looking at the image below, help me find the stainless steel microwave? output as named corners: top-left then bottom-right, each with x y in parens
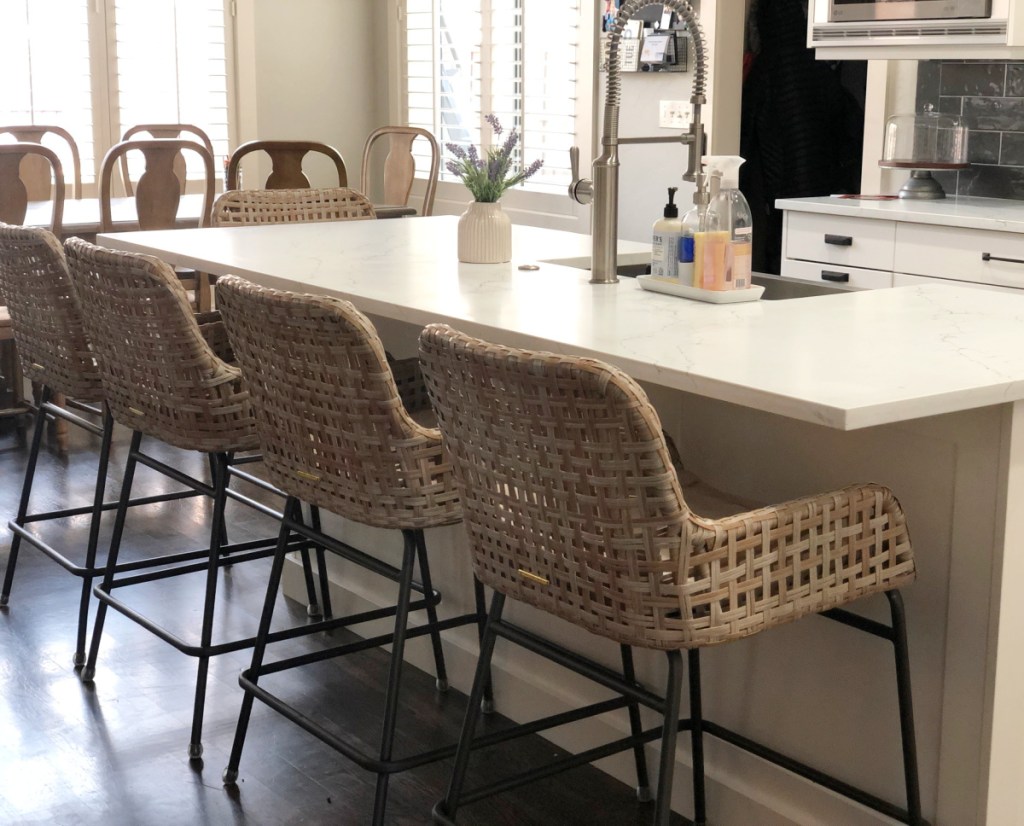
top-left (829, 0), bottom-right (992, 22)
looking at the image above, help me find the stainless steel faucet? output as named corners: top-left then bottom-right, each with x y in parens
top-left (569, 0), bottom-right (708, 284)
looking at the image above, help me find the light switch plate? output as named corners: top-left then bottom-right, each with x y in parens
top-left (659, 99), bottom-right (692, 129)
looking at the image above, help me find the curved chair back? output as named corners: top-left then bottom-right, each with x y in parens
top-left (0, 224), bottom-right (102, 402)
top-left (211, 187), bottom-right (376, 226)
top-left (98, 138), bottom-right (216, 232)
top-left (419, 323), bottom-right (917, 650)
top-left (418, 322), bottom-right (688, 649)
top-left (0, 143), bottom-right (65, 235)
top-left (64, 237), bottom-right (255, 453)
top-left (119, 123), bottom-right (214, 196)
top-left (226, 140), bottom-right (347, 191)
top-left (215, 275), bottom-right (460, 530)
top-left (360, 126), bottom-right (440, 216)
top-left (0, 125), bottom-right (82, 200)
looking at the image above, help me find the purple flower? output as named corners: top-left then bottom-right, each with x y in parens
top-left (446, 159), bottom-right (463, 177)
top-left (523, 159), bottom-right (544, 180)
top-left (500, 129), bottom-right (519, 156)
top-left (484, 113), bottom-right (503, 136)
top-left (445, 142), bottom-right (467, 160)
top-left (467, 144), bottom-right (480, 168)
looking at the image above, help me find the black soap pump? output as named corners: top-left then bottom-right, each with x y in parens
top-left (652, 186), bottom-right (683, 279)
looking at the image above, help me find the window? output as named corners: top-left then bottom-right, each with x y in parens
top-left (398, 0), bottom-right (592, 217)
top-left (0, 0), bottom-right (234, 192)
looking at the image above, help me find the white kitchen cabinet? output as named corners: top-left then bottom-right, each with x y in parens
top-left (778, 195), bottom-right (1024, 293)
top-left (807, 0), bottom-right (1024, 59)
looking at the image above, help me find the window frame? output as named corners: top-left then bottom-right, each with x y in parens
top-left (386, 0), bottom-right (596, 231)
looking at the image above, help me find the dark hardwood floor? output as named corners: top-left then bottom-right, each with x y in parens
top-left (0, 411), bottom-right (688, 825)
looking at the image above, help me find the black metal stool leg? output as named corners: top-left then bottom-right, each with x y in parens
top-left (223, 496), bottom-right (300, 784)
top-left (82, 427), bottom-right (144, 684)
top-left (188, 451), bottom-right (231, 760)
top-left (433, 591), bottom-right (506, 825)
top-left (371, 530), bottom-right (419, 826)
top-left (886, 590), bottom-right (924, 825)
top-left (413, 529), bottom-right (449, 692)
top-left (309, 505), bottom-right (332, 619)
top-left (294, 501), bottom-right (320, 617)
top-left (1, 388), bottom-right (51, 608)
top-left (621, 644), bottom-right (652, 802)
top-left (687, 648), bottom-right (707, 826)
top-left (73, 408), bottom-right (114, 666)
top-left (654, 650), bottom-right (684, 826)
top-left (473, 577), bottom-right (495, 713)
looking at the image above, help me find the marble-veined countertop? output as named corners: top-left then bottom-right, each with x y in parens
top-left (98, 215), bottom-right (1024, 431)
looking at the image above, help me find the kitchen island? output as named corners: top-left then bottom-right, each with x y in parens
top-left (99, 216), bottom-right (1024, 825)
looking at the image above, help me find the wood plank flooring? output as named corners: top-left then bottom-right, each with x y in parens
top-left (0, 412), bottom-right (688, 825)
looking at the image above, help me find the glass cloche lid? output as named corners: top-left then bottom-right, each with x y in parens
top-left (879, 104), bottom-right (969, 200)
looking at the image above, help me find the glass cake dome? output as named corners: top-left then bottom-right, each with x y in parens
top-left (879, 104), bottom-right (969, 200)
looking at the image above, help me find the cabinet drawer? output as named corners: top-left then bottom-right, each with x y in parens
top-left (781, 258), bottom-right (893, 290)
top-left (894, 223), bottom-right (1024, 289)
top-left (785, 212), bottom-right (895, 271)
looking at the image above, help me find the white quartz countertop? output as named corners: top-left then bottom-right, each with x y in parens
top-left (776, 194), bottom-right (1024, 232)
top-left (99, 216), bottom-right (1024, 431)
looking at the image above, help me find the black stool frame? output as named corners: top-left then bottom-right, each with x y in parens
top-left (222, 493), bottom-right (492, 826)
top-left (1, 389), bottom-right (209, 665)
top-left (79, 424), bottom-right (328, 759)
top-left (433, 590), bottom-right (926, 826)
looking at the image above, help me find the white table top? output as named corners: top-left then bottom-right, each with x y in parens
top-left (775, 194), bottom-right (1024, 233)
top-left (98, 215), bottom-right (1024, 431)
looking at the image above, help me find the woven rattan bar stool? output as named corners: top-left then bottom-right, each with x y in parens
top-left (214, 276), bottom-right (489, 826)
top-left (419, 324), bottom-right (925, 826)
top-left (211, 186), bottom-right (376, 226)
top-left (62, 238), bottom-right (324, 760)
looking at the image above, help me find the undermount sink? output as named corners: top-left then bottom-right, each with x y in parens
top-left (541, 255), bottom-right (848, 300)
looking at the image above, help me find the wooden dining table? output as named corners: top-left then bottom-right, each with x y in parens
top-left (24, 193), bottom-right (417, 237)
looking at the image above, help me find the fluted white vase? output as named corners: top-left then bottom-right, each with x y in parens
top-left (457, 201), bottom-right (511, 264)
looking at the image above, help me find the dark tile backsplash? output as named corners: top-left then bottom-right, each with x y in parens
top-left (917, 61), bottom-right (1024, 199)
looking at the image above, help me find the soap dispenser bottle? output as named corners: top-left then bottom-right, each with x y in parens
top-left (701, 155), bottom-right (753, 290)
top-left (651, 187), bottom-right (683, 279)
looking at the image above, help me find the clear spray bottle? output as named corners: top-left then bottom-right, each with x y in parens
top-left (698, 155), bottom-right (753, 290)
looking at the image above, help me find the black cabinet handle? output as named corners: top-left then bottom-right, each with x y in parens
top-left (824, 234), bottom-right (853, 246)
top-left (982, 252), bottom-right (1024, 266)
top-left (821, 270), bottom-right (850, 283)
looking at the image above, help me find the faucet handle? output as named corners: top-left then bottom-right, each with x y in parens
top-left (568, 146), bottom-right (593, 205)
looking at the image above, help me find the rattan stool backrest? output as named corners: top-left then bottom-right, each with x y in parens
top-left (211, 187), bottom-right (376, 227)
top-left (419, 323), bottom-right (916, 651)
top-left (0, 224), bottom-right (102, 402)
top-left (63, 238), bottom-right (256, 453)
top-left (215, 275), bottom-right (460, 530)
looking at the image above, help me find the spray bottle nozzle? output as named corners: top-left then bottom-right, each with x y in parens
top-left (664, 186), bottom-right (679, 219)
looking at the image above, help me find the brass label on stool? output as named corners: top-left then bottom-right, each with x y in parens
top-left (296, 470), bottom-right (321, 482)
top-left (517, 568), bottom-right (549, 585)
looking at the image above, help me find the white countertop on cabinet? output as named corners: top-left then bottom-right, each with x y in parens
top-left (775, 194), bottom-right (1024, 232)
top-left (99, 215), bottom-right (1024, 431)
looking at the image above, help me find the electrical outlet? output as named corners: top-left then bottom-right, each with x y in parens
top-left (659, 100), bottom-right (691, 129)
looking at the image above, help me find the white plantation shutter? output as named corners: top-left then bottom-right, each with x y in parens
top-left (401, 0), bottom-right (581, 196)
top-left (113, 0), bottom-right (231, 181)
top-left (0, 0), bottom-right (96, 184)
top-left (1, 0), bottom-right (233, 192)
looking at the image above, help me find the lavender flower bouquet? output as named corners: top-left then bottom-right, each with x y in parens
top-left (446, 115), bottom-right (544, 203)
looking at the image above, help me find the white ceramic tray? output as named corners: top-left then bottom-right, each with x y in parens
top-left (636, 275), bottom-right (764, 303)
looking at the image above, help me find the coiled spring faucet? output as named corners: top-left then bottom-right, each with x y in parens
top-left (569, 0), bottom-right (708, 284)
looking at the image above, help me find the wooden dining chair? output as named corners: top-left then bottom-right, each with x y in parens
top-left (119, 123), bottom-right (215, 196)
top-left (360, 126), bottom-right (440, 216)
top-left (98, 138), bottom-right (216, 310)
top-left (0, 125), bottom-right (82, 200)
top-left (0, 142), bottom-right (65, 235)
top-left (226, 140), bottom-right (347, 191)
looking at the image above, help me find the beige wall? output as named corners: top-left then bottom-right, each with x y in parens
top-left (235, 0), bottom-right (389, 191)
